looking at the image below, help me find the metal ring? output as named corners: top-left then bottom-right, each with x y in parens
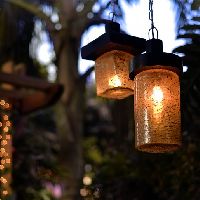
top-left (148, 27), bottom-right (158, 39)
top-left (109, 12), bottom-right (116, 22)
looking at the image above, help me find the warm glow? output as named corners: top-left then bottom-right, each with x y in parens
top-left (109, 75), bottom-right (122, 87)
top-left (83, 176), bottom-right (92, 186)
top-left (3, 127), bottom-right (9, 132)
top-left (0, 165), bottom-right (4, 170)
top-left (5, 103), bottom-right (10, 109)
top-left (1, 159), bottom-right (5, 164)
top-left (3, 115), bottom-right (8, 121)
top-left (80, 188), bottom-right (88, 197)
top-left (151, 86), bottom-right (163, 103)
top-left (134, 68), bottom-right (181, 153)
top-left (1, 140), bottom-right (8, 146)
top-left (151, 86), bottom-right (164, 115)
top-left (0, 177), bottom-right (7, 184)
top-left (0, 100), bottom-right (12, 197)
top-left (0, 100), bottom-right (5, 105)
top-left (6, 121), bottom-right (11, 127)
top-left (6, 135), bottom-right (11, 140)
top-left (95, 50), bottom-right (134, 99)
top-left (1, 148), bottom-right (5, 153)
top-left (2, 190), bottom-right (8, 195)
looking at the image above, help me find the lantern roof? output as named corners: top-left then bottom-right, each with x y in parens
top-left (130, 39), bottom-right (183, 79)
top-left (81, 22), bottom-right (146, 61)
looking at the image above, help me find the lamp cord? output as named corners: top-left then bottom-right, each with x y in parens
top-left (149, 0), bottom-right (158, 39)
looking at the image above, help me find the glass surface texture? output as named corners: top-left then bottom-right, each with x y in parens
top-left (95, 50), bottom-right (134, 99)
top-left (134, 67), bottom-right (181, 153)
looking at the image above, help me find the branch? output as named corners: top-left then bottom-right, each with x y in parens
top-left (64, 66), bottom-right (94, 107)
top-left (80, 66), bottom-right (94, 82)
top-left (79, 18), bottom-right (109, 38)
top-left (6, 0), bottom-right (55, 31)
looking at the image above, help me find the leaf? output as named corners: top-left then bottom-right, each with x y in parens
top-left (177, 33), bottom-right (200, 40)
top-left (192, 16), bottom-right (200, 22)
top-left (173, 44), bottom-right (200, 58)
top-left (180, 24), bottom-right (200, 31)
top-left (191, 0), bottom-right (200, 10)
top-left (6, 0), bottom-right (55, 30)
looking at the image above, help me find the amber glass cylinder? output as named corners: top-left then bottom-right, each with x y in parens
top-left (134, 67), bottom-right (181, 153)
top-left (95, 50), bottom-right (134, 99)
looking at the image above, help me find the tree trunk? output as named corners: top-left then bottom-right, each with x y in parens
top-left (55, 34), bottom-right (84, 200)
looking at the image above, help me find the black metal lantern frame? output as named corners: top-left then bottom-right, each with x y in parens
top-left (81, 21), bottom-right (146, 99)
top-left (81, 21), bottom-right (146, 61)
top-left (129, 39), bottom-right (183, 79)
top-left (129, 38), bottom-right (183, 153)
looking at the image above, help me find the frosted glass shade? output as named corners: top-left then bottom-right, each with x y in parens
top-left (134, 67), bottom-right (181, 153)
top-left (95, 50), bottom-right (134, 99)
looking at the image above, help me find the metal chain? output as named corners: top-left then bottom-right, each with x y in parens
top-left (110, 0), bottom-right (118, 21)
top-left (148, 0), bottom-right (158, 39)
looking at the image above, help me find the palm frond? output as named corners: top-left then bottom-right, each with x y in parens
top-left (6, 0), bottom-right (54, 29)
top-left (191, 0), bottom-right (200, 10)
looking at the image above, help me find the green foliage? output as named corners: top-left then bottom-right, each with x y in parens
top-left (191, 0), bottom-right (200, 10)
top-left (13, 109), bottom-right (60, 200)
top-left (83, 137), bottom-right (103, 164)
top-left (174, 12), bottom-right (200, 130)
top-left (83, 98), bottom-right (200, 199)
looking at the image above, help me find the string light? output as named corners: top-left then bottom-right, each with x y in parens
top-left (0, 100), bottom-right (12, 199)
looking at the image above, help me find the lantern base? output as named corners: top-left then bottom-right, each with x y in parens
top-left (98, 87), bottom-right (134, 99)
top-left (136, 143), bottom-right (181, 153)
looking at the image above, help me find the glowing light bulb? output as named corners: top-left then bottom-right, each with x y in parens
top-left (109, 75), bottom-right (122, 87)
top-left (0, 177), bottom-right (7, 184)
top-left (83, 176), bottom-right (92, 186)
top-left (1, 159), bottom-right (5, 165)
top-left (151, 86), bottom-right (164, 103)
top-left (2, 190), bottom-right (8, 195)
top-left (3, 127), bottom-right (9, 132)
top-left (5, 103), bottom-right (10, 109)
top-left (3, 115), bottom-right (8, 121)
top-left (0, 100), bottom-right (5, 106)
top-left (6, 121), bottom-right (11, 127)
top-left (151, 86), bottom-right (164, 115)
top-left (0, 165), bottom-right (4, 170)
top-left (1, 140), bottom-right (7, 146)
top-left (0, 148), bottom-right (5, 153)
top-left (6, 135), bottom-right (11, 140)
top-left (80, 188), bottom-right (88, 197)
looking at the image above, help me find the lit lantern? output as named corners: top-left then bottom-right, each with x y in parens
top-left (130, 39), bottom-right (182, 153)
top-left (81, 22), bottom-right (145, 99)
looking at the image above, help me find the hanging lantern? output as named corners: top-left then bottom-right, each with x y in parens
top-left (130, 39), bottom-right (182, 153)
top-left (81, 22), bottom-right (145, 99)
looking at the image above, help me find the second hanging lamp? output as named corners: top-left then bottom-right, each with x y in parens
top-left (81, 0), bottom-right (145, 99)
top-left (129, 0), bottom-right (183, 153)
